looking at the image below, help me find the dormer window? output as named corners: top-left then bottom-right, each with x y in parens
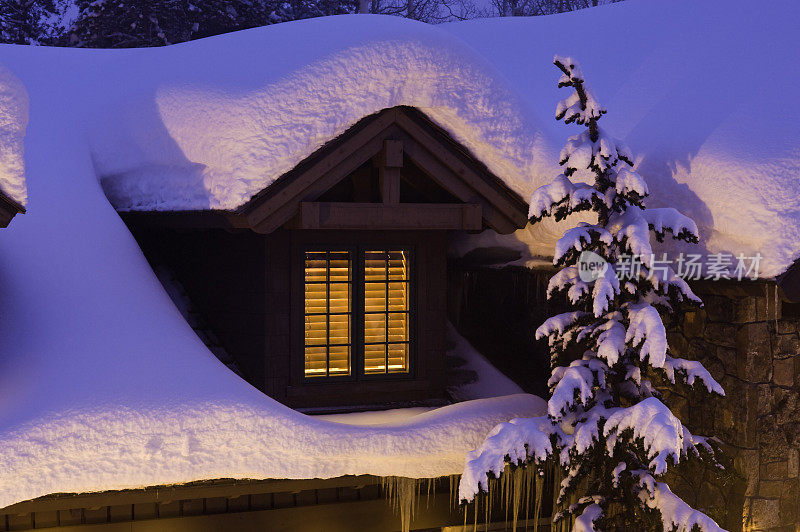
top-left (118, 107), bottom-right (529, 409)
top-left (303, 249), bottom-right (411, 379)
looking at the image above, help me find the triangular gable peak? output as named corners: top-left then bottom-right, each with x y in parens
top-left (237, 106), bottom-right (529, 235)
top-left (0, 191), bottom-right (25, 228)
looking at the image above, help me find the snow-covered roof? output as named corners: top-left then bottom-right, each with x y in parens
top-left (0, 0), bottom-right (798, 510)
top-left (445, 0), bottom-right (800, 278)
top-left (2, 0), bottom-right (799, 275)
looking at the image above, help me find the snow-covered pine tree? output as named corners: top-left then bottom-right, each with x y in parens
top-left (459, 57), bottom-right (727, 531)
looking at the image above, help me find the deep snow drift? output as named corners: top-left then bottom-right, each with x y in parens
top-left (0, 0), bottom-right (798, 510)
top-left (444, 0), bottom-right (800, 277)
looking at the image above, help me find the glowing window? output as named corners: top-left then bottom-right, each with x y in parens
top-left (304, 251), bottom-right (352, 377)
top-left (303, 248), bottom-right (411, 379)
top-left (363, 250), bottom-right (410, 374)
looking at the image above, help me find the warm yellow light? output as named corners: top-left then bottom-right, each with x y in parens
top-left (304, 251), bottom-right (352, 377)
top-left (364, 250), bottom-right (410, 374)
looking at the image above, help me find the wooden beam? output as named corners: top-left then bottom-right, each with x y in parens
top-left (0, 191), bottom-right (25, 228)
top-left (1, 476), bottom-right (382, 515)
top-left (381, 139), bottom-right (404, 168)
top-left (0, 205), bottom-right (13, 228)
top-left (395, 109), bottom-right (529, 230)
top-left (379, 139), bottom-right (402, 204)
top-left (236, 106), bottom-right (530, 235)
top-left (119, 211), bottom-right (250, 230)
top-left (399, 134), bottom-right (519, 234)
top-left (14, 493), bottom-right (463, 532)
top-left (300, 202), bottom-right (482, 231)
top-left (242, 109), bottom-right (399, 233)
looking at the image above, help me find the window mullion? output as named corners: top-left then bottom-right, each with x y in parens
top-left (384, 251), bottom-right (389, 375)
top-left (325, 251), bottom-right (331, 378)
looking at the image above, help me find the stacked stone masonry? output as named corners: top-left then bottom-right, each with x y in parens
top-left (666, 281), bottom-right (800, 531)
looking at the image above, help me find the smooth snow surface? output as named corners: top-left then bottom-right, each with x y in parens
top-left (446, 0), bottom-right (800, 277)
top-left (32, 17), bottom-right (547, 213)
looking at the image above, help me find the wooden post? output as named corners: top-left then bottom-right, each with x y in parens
top-left (380, 140), bottom-right (403, 204)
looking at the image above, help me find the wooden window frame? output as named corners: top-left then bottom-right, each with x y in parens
top-left (297, 244), bottom-right (417, 384)
top-left (302, 249), bottom-right (354, 379)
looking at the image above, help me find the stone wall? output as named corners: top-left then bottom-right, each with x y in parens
top-left (666, 281), bottom-right (800, 531)
top-left (454, 264), bottom-right (800, 531)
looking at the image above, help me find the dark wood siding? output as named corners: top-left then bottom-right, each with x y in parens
top-left (127, 227), bottom-right (268, 392)
top-left (126, 225), bottom-right (449, 410)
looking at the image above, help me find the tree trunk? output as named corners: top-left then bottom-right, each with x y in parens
top-left (358, 0), bottom-right (370, 13)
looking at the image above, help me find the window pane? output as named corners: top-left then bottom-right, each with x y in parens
top-left (329, 252), bottom-right (351, 283)
top-left (387, 343), bottom-right (408, 373)
top-left (304, 251), bottom-right (351, 378)
top-left (388, 282), bottom-right (408, 310)
top-left (328, 345), bottom-right (350, 376)
top-left (329, 314), bottom-right (350, 345)
top-left (304, 346), bottom-right (328, 377)
top-left (364, 282), bottom-right (386, 313)
top-left (364, 251), bottom-right (387, 282)
top-left (364, 344), bottom-right (386, 374)
top-left (387, 313), bottom-right (408, 342)
top-left (304, 314), bottom-right (327, 345)
top-left (362, 249), bottom-right (410, 376)
top-left (364, 313), bottom-right (386, 343)
top-left (304, 252), bottom-right (328, 282)
top-left (304, 283), bottom-right (328, 314)
top-left (387, 251), bottom-right (409, 280)
top-left (328, 283), bottom-right (350, 313)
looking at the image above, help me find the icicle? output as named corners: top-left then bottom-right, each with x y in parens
top-left (380, 476), bottom-right (419, 532)
top-left (774, 283), bottom-right (779, 330)
top-left (533, 472), bottom-right (544, 532)
top-left (462, 462), bottom-right (551, 531)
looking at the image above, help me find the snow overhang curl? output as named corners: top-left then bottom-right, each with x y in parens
top-left (90, 17), bottom-right (553, 213)
top-left (0, 62), bottom-right (28, 208)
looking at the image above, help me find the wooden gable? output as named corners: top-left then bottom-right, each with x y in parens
top-left (0, 191), bottom-right (25, 228)
top-left (237, 106), bottom-right (529, 235)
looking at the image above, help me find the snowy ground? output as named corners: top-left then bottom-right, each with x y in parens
top-left (0, 0), bottom-right (798, 511)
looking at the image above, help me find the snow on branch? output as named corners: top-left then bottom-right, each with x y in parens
top-left (553, 56), bottom-right (606, 127)
top-left (573, 500), bottom-right (604, 532)
top-left (547, 358), bottom-right (609, 418)
top-left (615, 166), bottom-right (649, 197)
top-left (591, 266), bottom-right (620, 317)
top-left (604, 397), bottom-right (689, 475)
top-left (662, 355), bottom-right (725, 395)
top-left (528, 174), bottom-right (602, 222)
top-left (625, 302), bottom-right (668, 368)
top-left (593, 316), bottom-right (626, 366)
top-left (634, 471), bottom-right (725, 532)
top-left (608, 207), bottom-right (654, 257)
top-left (458, 416), bottom-right (554, 502)
top-left (535, 311), bottom-right (589, 340)
top-left (547, 266), bottom-right (591, 304)
top-left (554, 222), bottom-right (613, 266)
top-left (643, 208), bottom-right (700, 243)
